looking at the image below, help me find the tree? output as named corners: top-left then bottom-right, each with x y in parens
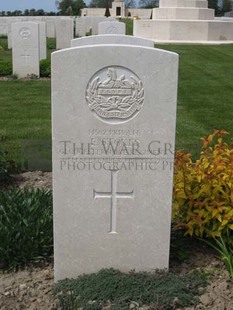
top-left (56, 0), bottom-right (86, 15)
top-left (89, 0), bottom-right (111, 8)
top-left (36, 9), bottom-right (45, 15)
top-left (104, 2), bottom-right (111, 16)
top-left (29, 8), bottom-right (36, 15)
top-left (125, 0), bottom-right (136, 8)
top-left (73, 0), bottom-right (86, 15)
top-left (222, 0), bottom-right (232, 13)
top-left (208, 0), bottom-right (221, 15)
top-left (138, 0), bottom-right (158, 8)
top-left (12, 10), bottom-right (22, 16)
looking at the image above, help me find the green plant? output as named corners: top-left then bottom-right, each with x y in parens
top-left (173, 130), bottom-right (233, 239)
top-left (0, 61), bottom-right (12, 76)
top-left (47, 37), bottom-right (56, 50)
top-left (202, 230), bottom-right (233, 278)
top-left (40, 58), bottom-right (51, 77)
top-left (0, 136), bottom-right (17, 182)
top-left (0, 188), bottom-right (53, 270)
top-left (0, 36), bottom-right (8, 50)
top-left (169, 225), bottom-right (191, 263)
top-left (173, 130), bottom-right (233, 278)
top-left (0, 149), bottom-right (9, 181)
top-left (54, 268), bottom-right (208, 309)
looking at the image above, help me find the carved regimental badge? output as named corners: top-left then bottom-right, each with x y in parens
top-left (19, 27), bottom-right (31, 39)
top-left (86, 66), bottom-right (144, 124)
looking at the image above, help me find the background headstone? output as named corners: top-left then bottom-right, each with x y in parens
top-left (0, 19), bottom-right (8, 36)
top-left (43, 17), bottom-right (56, 38)
top-left (56, 18), bottom-right (74, 49)
top-left (98, 21), bottom-right (126, 34)
top-left (52, 44), bottom-right (178, 281)
top-left (90, 16), bottom-right (107, 35)
top-left (7, 18), bottom-right (24, 49)
top-left (7, 23), bottom-right (12, 49)
top-left (39, 22), bottom-right (47, 60)
top-left (75, 17), bottom-right (86, 37)
top-left (12, 22), bottom-right (40, 78)
top-left (71, 35), bottom-right (154, 47)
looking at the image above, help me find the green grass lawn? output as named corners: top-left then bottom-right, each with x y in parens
top-left (120, 18), bottom-right (133, 35)
top-left (0, 80), bottom-right (51, 170)
top-left (0, 38), bottom-right (11, 62)
top-left (157, 44), bottom-right (233, 155)
top-left (0, 44), bottom-right (233, 170)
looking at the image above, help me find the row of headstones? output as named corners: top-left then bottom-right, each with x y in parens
top-left (55, 17), bottom-right (126, 49)
top-left (0, 16), bottom-right (125, 42)
top-left (11, 19), bottom-right (126, 78)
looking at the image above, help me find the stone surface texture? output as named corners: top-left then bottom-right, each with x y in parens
top-left (55, 18), bottom-right (74, 49)
top-left (39, 22), bottom-right (47, 60)
top-left (52, 44), bottom-right (178, 281)
top-left (98, 21), bottom-right (126, 34)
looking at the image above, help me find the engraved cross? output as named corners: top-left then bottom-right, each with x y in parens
top-left (21, 51), bottom-right (31, 66)
top-left (94, 170), bottom-right (134, 234)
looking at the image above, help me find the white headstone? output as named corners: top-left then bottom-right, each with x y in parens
top-left (56, 18), bottom-right (74, 49)
top-left (52, 44), bottom-right (178, 281)
top-left (75, 17), bottom-right (86, 37)
top-left (7, 18), bottom-right (24, 49)
top-left (71, 34), bottom-right (154, 47)
top-left (0, 20), bottom-right (8, 36)
top-left (43, 17), bottom-right (56, 38)
top-left (7, 23), bottom-right (12, 49)
top-left (90, 17), bottom-right (107, 35)
top-left (39, 22), bottom-right (47, 60)
top-left (12, 22), bottom-right (40, 78)
top-left (84, 16), bottom-right (92, 34)
top-left (98, 21), bottom-right (126, 34)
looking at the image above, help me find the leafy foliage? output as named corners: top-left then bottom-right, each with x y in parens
top-left (0, 36), bottom-right (8, 50)
top-left (0, 136), bottom-right (17, 182)
top-left (169, 225), bottom-right (192, 262)
top-left (139, 0), bottom-right (158, 8)
top-left (0, 62), bottom-right (12, 76)
top-left (222, 0), bottom-right (233, 13)
top-left (40, 59), bottom-right (51, 77)
top-left (0, 9), bottom-right (57, 16)
top-left (56, 0), bottom-right (86, 15)
top-left (88, 0), bottom-right (111, 8)
top-left (47, 37), bottom-right (56, 50)
top-left (54, 268), bottom-right (208, 310)
top-left (0, 149), bottom-right (11, 182)
top-left (0, 188), bottom-right (53, 270)
top-left (173, 130), bottom-right (233, 239)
